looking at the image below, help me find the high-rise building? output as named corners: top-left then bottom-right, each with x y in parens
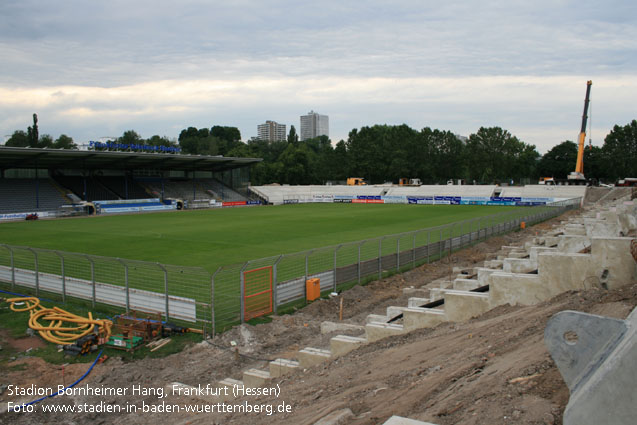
top-left (300, 111), bottom-right (329, 141)
top-left (257, 120), bottom-right (287, 142)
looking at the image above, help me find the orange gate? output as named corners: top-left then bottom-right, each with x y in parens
top-left (243, 266), bottom-right (273, 320)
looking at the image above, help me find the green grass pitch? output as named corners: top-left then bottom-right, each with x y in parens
top-left (0, 203), bottom-right (524, 273)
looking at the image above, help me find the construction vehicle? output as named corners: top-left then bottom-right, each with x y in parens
top-left (398, 178), bottom-right (422, 186)
top-left (347, 177), bottom-right (367, 186)
top-left (567, 80), bottom-right (592, 184)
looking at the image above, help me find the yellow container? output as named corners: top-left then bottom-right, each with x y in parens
top-left (306, 278), bottom-right (321, 301)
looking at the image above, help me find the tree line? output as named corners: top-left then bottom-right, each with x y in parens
top-left (4, 114), bottom-right (636, 184)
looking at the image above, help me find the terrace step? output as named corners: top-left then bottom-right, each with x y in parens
top-left (443, 290), bottom-right (490, 322)
top-left (243, 368), bottom-right (271, 388)
top-left (269, 358), bottom-right (300, 378)
top-left (298, 347), bottom-right (331, 368)
top-left (403, 307), bottom-right (446, 331)
top-left (330, 335), bottom-right (367, 357)
top-left (365, 322), bottom-right (405, 342)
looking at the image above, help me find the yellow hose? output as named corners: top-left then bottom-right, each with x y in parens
top-left (7, 297), bottom-right (112, 346)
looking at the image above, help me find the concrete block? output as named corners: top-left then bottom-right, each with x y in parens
top-left (269, 359), bottom-right (299, 378)
top-left (383, 416), bottom-right (439, 425)
top-left (387, 306), bottom-right (406, 320)
top-left (218, 378), bottom-right (242, 401)
top-left (529, 246), bottom-right (558, 262)
top-left (590, 237), bottom-right (637, 290)
top-left (444, 290), bottom-right (490, 322)
top-left (243, 368), bottom-right (271, 388)
top-left (436, 280), bottom-right (453, 289)
top-left (403, 307), bottom-right (446, 331)
top-left (543, 236), bottom-right (560, 247)
top-left (476, 267), bottom-right (498, 285)
top-left (365, 322), bottom-right (405, 342)
top-left (429, 288), bottom-right (448, 301)
top-left (488, 272), bottom-right (548, 307)
top-left (407, 297), bottom-right (430, 308)
top-left (330, 335), bottom-right (367, 357)
top-left (558, 235), bottom-right (591, 253)
top-left (564, 224), bottom-right (586, 236)
top-left (366, 314), bottom-right (388, 324)
top-left (483, 259), bottom-right (503, 269)
top-left (298, 347), bottom-right (332, 368)
top-left (538, 252), bottom-right (593, 296)
top-left (453, 278), bottom-right (480, 291)
top-left (506, 251), bottom-right (529, 259)
top-left (320, 321), bottom-right (365, 334)
top-left (503, 258), bottom-right (536, 274)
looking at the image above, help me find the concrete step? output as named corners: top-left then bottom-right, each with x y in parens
top-left (269, 358), bottom-right (300, 378)
top-left (453, 278), bottom-right (480, 291)
top-left (503, 258), bottom-right (536, 274)
top-left (298, 347), bottom-right (332, 368)
top-left (488, 272), bottom-right (546, 307)
top-left (443, 290), bottom-right (491, 322)
top-left (243, 368), bottom-right (271, 388)
top-left (483, 259), bottom-right (504, 269)
top-left (407, 297), bottom-right (430, 308)
top-left (386, 306), bottom-right (407, 320)
top-left (218, 378), bottom-right (242, 401)
top-left (403, 307), bottom-right (446, 331)
top-left (330, 335), bottom-right (367, 357)
top-left (366, 314), bottom-right (389, 324)
top-left (365, 322), bottom-right (405, 342)
top-left (429, 288), bottom-right (449, 301)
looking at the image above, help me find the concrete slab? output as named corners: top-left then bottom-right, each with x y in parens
top-left (366, 314), bottom-right (389, 324)
top-left (403, 307), bottom-right (446, 331)
top-left (365, 322), bottom-right (405, 342)
top-left (320, 321), bottom-right (365, 334)
top-left (488, 272), bottom-right (548, 307)
top-left (538, 252), bottom-right (593, 296)
top-left (558, 235), bottom-right (591, 253)
top-left (453, 278), bottom-right (480, 291)
top-left (269, 359), bottom-right (300, 378)
top-left (407, 297), bottom-right (430, 308)
top-left (503, 258), bottom-right (536, 273)
top-left (243, 368), bottom-right (271, 388)
top-left (383, 416), bottom-right (439, 425)
top-left (429, 288), bottom-right (448, 301)
top-left (590, 237), bottom-right (637, 290)
top-left (443, 290), bottom-right (490, 322)
top-left (298, 347), bottom-right (331, 368)
top-left (330, 335), bottom-right (367, 357)
top-left (387, 306), bottom-right (407, 320)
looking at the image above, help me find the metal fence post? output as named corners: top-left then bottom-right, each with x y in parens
top-left (211, 267), bottom-right (221, 336)
top-left (86, 255), bottom-right (95, 308)
top-left (378, 238), bottom-right (382, 279)
top-left (157, 263), bottom-right (169, 321)
top-left (27, 248), bottom-right (39, 298)
top-left (358, 242), bottom-right (362, 284)
top-left (240, 262), bottom-right (248, 323)
top-left (439, 228), bottom-right (442, 260)
top-left (8, 246), bottom-right (15, 290)
top-left (396, 237), bottom-right (400, 272)
top-left (427, 230), bottom-right (430, 264)
top-left (412, 232), bottom-right (416, 268)
top-left (333, 245), bottom-right (342, 292)
top-left (117, 258), bottom-right (129, 314)
top-left (55, 252), bottom-right (66, 303)
top-left (273, 255), bottom-right (283, 313)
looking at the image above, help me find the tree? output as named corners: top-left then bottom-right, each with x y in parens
top-left (27, 113), bottom-right (39, 147)
top-left (5, 130), bottom-right (29, 147)
top-left (287, 126), bottom-right (299, 145)
top-left (537, 141), bottom-right (578, 179)
top-left (52, 134), bottom-right (77, 149)
top-left (118, 130), bottom-right (142, 146)
top-left (37, 134), bottom-right (53, 148)
top-left (601, 120), bottom-right (637, 179)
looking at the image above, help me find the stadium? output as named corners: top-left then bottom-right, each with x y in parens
top-left (1, 146), bottom-right (636, 425)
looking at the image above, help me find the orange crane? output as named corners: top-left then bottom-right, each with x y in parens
top-left (567, 80), bottom-right (592, 183)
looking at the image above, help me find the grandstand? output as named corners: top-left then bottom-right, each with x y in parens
top-left (249, 184), bottom-right (587, 205)
top-left (0, 178), bottom-right (71, 214)
top-left (0, 147), bottom-right (261, 219)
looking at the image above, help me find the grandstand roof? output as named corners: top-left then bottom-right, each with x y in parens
top-left (0, 147), bottom-right (261, 172)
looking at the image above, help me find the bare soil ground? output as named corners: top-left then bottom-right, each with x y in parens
top-left (2, 208), bottom-right (635, 425)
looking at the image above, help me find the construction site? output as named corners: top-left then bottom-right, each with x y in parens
top-left (0, 186), bottom-right (635, 425)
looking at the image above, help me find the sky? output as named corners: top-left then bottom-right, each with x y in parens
top-left (1, 0), bottom-right (636, 154)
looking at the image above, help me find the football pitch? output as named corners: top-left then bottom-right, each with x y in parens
top-left (0, 203), bottom-right (526, 273)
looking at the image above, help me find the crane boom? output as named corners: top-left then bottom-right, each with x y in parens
top-left (569, 80), bottom-right (592, 181)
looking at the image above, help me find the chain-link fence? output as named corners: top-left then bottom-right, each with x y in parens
top-left (0, 198), bottom-right (580, 335)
